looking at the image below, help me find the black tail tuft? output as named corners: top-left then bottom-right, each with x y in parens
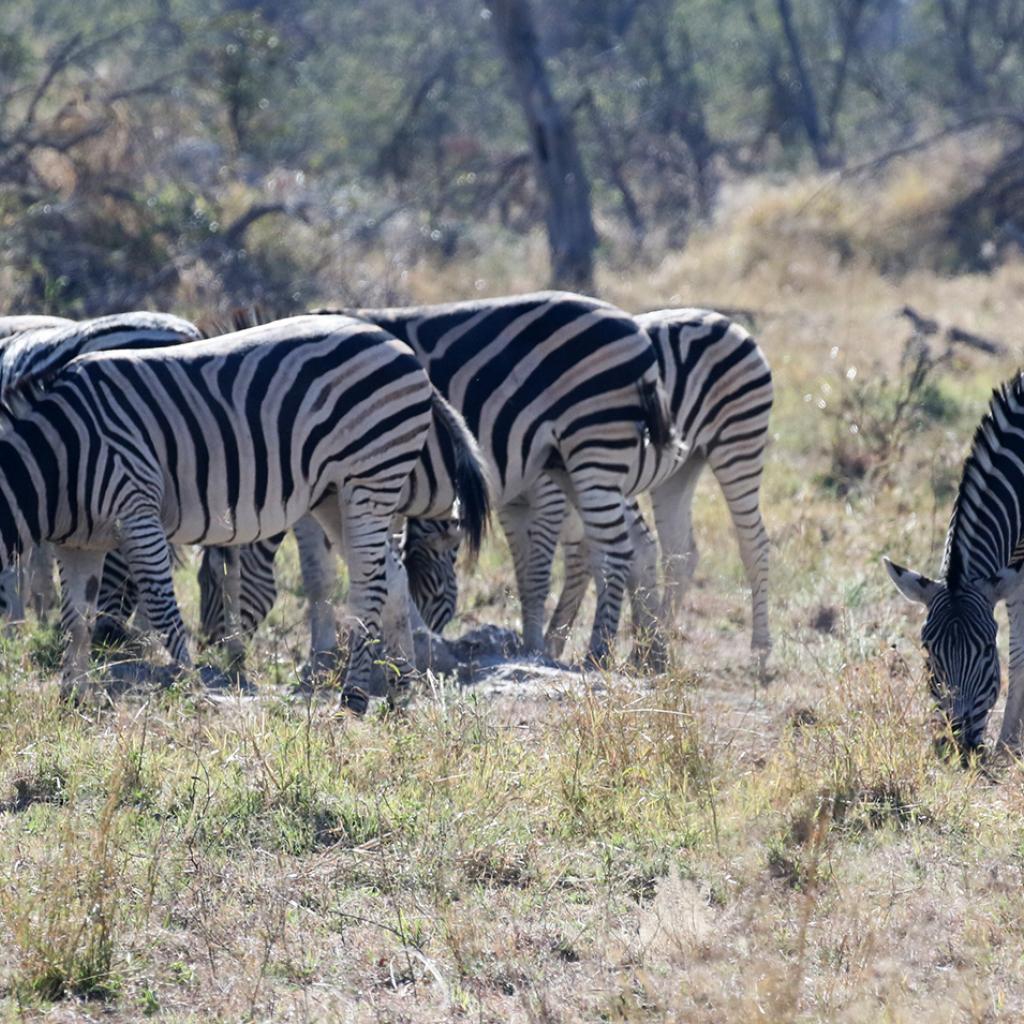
top-left (638, 377), bottom-right (676, 451)
top-left (430, 393), bottom-right (490, 559)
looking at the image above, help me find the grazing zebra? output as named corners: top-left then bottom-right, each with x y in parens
top-left (542, 308), bottom-right (773, 664)
top-left (396, 307), bottom-right (774, 668)
top-left (887, 372), bottom-right (1024, 752)
top-left (0, 313), bottom-right (202, 624)
top-left (196, 292), bottom-right (681, 665)
top-left (0, 314), bottom-right (487, 707)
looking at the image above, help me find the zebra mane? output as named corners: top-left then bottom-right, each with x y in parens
top-left (0, 315), bottom-right (75, 344)
top-left (0, 312), bottom-right (201, 412)
top-left (199, 305), bottom-right (274, 339)
top-left (944, 370), bottom-right (1024, 589)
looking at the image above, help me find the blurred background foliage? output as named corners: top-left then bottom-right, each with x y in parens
top-left (1, 0), bottom-right (1023, 315)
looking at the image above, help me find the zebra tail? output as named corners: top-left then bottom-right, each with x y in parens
top-left (430, 392), bottom-right (491, 559)
top-left (638, 376), bottom-right (683, 456)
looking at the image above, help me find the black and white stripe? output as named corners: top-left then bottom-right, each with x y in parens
top-left (0, 314), bottom-right (487, 705)
top-left (887, 371), bottom-right (1024, 751)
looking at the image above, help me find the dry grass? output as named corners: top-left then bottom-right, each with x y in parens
top-left (5, 182), bottom-right (1024, 1020)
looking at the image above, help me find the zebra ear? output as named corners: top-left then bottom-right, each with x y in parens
top-left (884, 557), bottom-right (942, 607)
top-left (982, 563), bottom-right (1024, 604)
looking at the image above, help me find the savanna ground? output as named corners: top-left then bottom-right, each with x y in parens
top-left (5, 172), bottom-right (1024, 1022)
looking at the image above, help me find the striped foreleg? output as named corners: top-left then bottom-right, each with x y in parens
top-left (565, 477), bottom-right (634, 665)
top-left (310, 498), bottom-right (397, 711)
top-left (545, 500), bottom-right (665, 669)
top-left (92, 548), bottom-right (138, 646)
top-left (201, 547), bottom-right (245, 667)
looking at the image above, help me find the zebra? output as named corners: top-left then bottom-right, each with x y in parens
top-left (0, 313), bottom-right (203, 623)
top-left (542, 308), bottom-right (773, 666)
top-left (887, 371), bottom-right (1024, 752)
top-left (394, 307), bottom-right (773, 668)
top-left (0, 313), bottom-right (487, 707)
top-left (194, 292), bottom-right (682, 666)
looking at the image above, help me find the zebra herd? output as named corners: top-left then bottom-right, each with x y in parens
top-left (0, 293), bottom-right (775, 714)
top-left (6, 289), bottom-right (1024, 755)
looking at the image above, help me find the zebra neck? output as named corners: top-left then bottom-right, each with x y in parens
top-left (944, 374), bottom-right (1024, 589)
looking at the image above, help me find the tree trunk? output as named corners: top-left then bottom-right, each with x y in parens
top-left (774, 0), bottom-right (835, 169)
top-left (491, 0), bottom-right (597, 291)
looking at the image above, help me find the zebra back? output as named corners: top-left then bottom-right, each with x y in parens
top-left (0, 312), bottom-right (201, 411)
top-left (637, 308), bottom-right (773, 461)
top-left (0, 316), bottom-right (75, 343)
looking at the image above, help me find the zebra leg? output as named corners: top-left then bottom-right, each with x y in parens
top-left (545, 508), bottom-right (589, 659)
top-left (652, 459), bottom-right (705, 627)
top-left (27, 545), bottom-right (56, 621)
top-left (499, 483), bottom-right (565, 653)
top-left (309, 501), bottom-right (390, 713)
top-left (709, 446), bottom-right (772, 671)
top-left (201, 547), bottom-right (246, 668)
top-left (239, 538), bottom-right (280, 634)
top-left (198, 538), bottom-right (281, 645)
top-left (999, 589), bottom-right (1024, 750)
top-left (294, 515), bottom-right (342, 677)
top-left (563, 477), bottom-right (634, 665)
top-left (92, 548), bottom-right (138, 647)
top-left (115, 517), bottom-right (191, 669)
top-left (56, 547), bottom-right (108, 700)
top-left (625, 503), bottom-right (667, 672)
top-left (0, 567), bottom-right (24, 623)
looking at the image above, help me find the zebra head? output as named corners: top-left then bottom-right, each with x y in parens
top-left (885, 556), bottom-right (1024, 752)
top-left (403, 518), bottom-right (462, 634)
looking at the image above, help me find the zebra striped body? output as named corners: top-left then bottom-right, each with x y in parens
top-left (400, 308), bottom-right (773, 665)
top-left (887, 372), bottom-right (1024, 751)
top-left (0, 314), bottom-right (485, 703)
top-left (0, 313), bottom-right (202, 625)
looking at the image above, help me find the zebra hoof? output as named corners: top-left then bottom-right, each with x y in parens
top-left (629, 635), bottom-right (669, 674)
top-left (59, 677), bottom-right (102, 708)
top-left (91, 616), bottom-right (137, 652)
top-left (339, 685), bottom-right (370, 716)
top-left (298, 650), bottom-right (344, 687)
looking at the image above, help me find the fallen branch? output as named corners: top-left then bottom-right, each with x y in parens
top-left (898, 304), bottom-right (1006, 356)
